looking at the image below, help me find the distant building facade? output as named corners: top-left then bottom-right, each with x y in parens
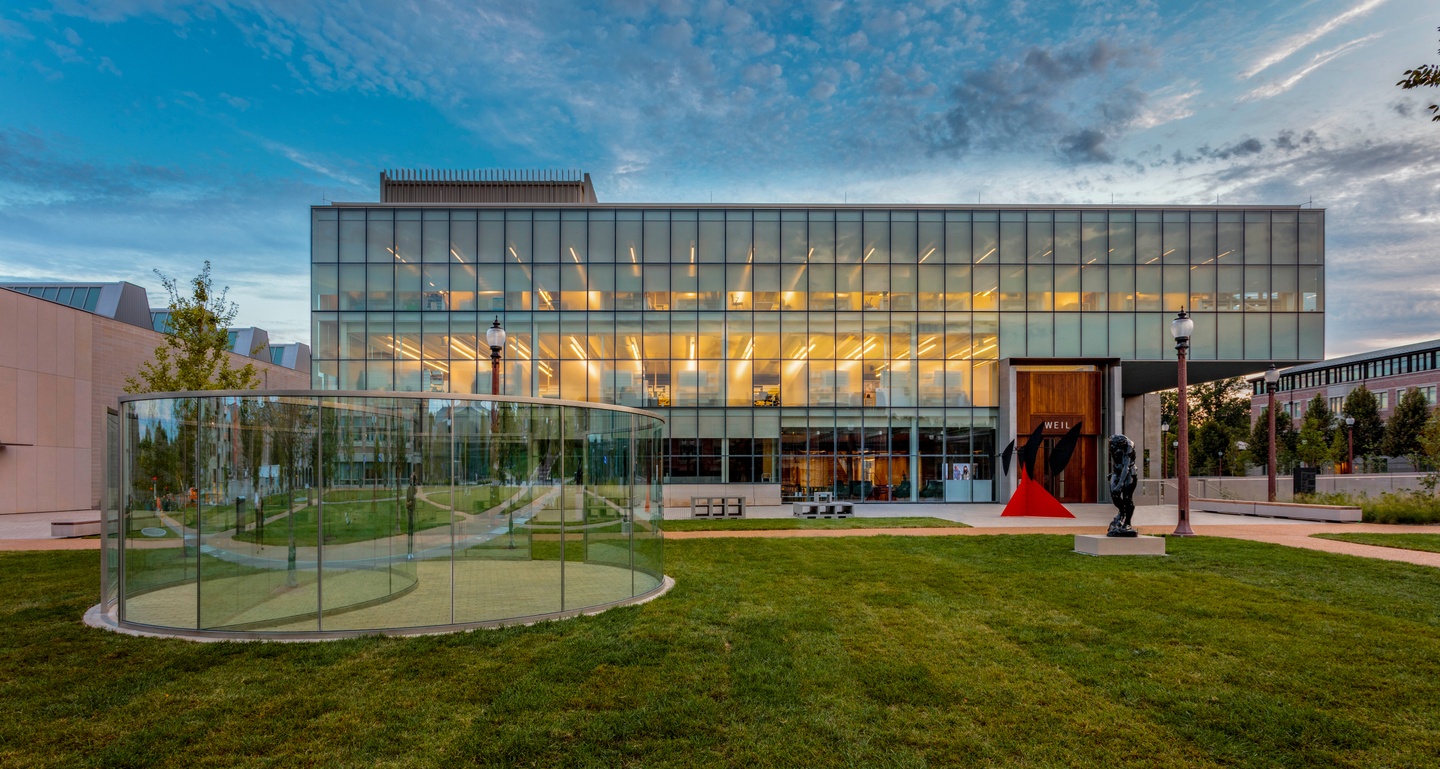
top-left (0, 283), bottom-right (311, 514)
top-left (1250, 338), bottom-right (1440, 422)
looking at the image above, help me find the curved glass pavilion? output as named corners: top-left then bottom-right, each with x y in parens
top-left (95, 391), bottom-right (665, 640)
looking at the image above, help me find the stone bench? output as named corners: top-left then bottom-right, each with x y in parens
top-left (691, 496), bottom-right (746, 519)
top-left (51, 519), bottom-right (102, 538)
top-left (792, 502), bottom-right (854, 519)
top-left (1192, 497), bottom-right (1362, 523)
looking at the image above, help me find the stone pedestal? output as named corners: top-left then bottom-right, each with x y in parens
top-left (1074, 534), bottom-right (1166, 556)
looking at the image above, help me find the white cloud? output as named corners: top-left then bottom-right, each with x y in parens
top-left (1240, 0), bottom-right (1387, 79)
top-left (1239, 33), bottom-right (1380, 102)
top-left (256, 138), bottom-right (363, 187)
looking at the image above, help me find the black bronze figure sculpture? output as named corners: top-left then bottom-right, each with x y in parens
top-left (1107, 435), bottom-right (1139, 537)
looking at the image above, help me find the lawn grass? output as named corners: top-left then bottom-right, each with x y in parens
top-left (7, 536), bottom-right (1440, 766)
top-left (231, 499), bottom-right (454, 547)
top-left (663, 515), bottom-right (969, 532)
top-left (1313, 532), bottom-right (1440, 554)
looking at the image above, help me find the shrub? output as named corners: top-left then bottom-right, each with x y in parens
top-left (1298, 490), bottom-right (1440, 524)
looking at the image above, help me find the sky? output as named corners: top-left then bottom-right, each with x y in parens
top-left (0, 0), bottom-right (1435, 356)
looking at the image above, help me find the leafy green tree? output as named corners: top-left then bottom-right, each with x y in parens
top-left (1418, 408), bottom-right (1440, 489)
top-left (1296, 421), bottom-right (1335, 469)
top-left (1301, 392), bottom-right (1335, 444)
top-left (1397, 26), bottom-right (1440, 122)
top-left (1189, 378), bottom-right (1252, 433)
top-left (1340, 385), bottom-right (1384, 459)
top-left (1248, 406), bottom-right (1298, 473)
top-left (1193, 419), bottom-right (1246, 476)
top-left (1385, 387), bottom-right (1433, 459)
top-left (125, 261), bottom-right (260, 393)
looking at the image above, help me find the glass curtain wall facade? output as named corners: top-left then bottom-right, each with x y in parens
top-left (311, 206), bottom-right (1324, 502)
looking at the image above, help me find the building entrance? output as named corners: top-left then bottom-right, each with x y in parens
top-left (1034, 436), bottom-right (1094, 504)
top-left (1014, 367), bottom-right (1105, 503)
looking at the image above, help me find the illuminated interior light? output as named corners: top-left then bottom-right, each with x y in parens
top-left (569, 336), bottom-right (587, 359)
top-left (509, 246), bottom-right (521, 262)
top-left (630, 246), bottom-right (637, 263)
top-left (450, 337), bottom-right (478, 358)
top-left (807, 248), bottom-right (814, 261)
top-left (690, 245), bottom-right (696, 264)
top-left (747, 247), bottom-right (754, 264)
top-left (450, 247), bottom-right (464, 263)
top-left (920, 247), bottom-right (936, 263)
top-left (627, 336), bottom-right (641, 360)
top-left (742, 339), bottom-right (754, 359)
top-left (688, 336), bottom-right (696, 360)
top-left (387, 246), bottom-right (407, 263)
top-left (1162, 248), bottom-right (1175, 256)
top-left (569, 247), bottom-right (581, 263)
top-left (977, 247), bottom-right (996, 263)
top-left (864, 248), bottom-right (876, 262)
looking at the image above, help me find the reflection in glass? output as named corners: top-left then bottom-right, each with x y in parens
top-left (116, 393), bottom-right (665, 638)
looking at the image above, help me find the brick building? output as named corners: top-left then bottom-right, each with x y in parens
top-left (1249, 338), bottom-right (1440, 423)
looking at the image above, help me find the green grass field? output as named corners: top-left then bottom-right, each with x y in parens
top-left (662, 516), bottom-right (968, 532)
top-left (7, 535), bottom-right (1440, 767)
top-left (1313, 532), bottom-right (1440, 554)
top-left (231, 499), bottom-right (454, 547)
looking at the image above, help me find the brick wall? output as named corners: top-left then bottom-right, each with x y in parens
top-left (1251, 370), bottom-right (1440, 425)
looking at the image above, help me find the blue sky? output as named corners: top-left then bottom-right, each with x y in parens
top-left (0, 0), bottom-right (1435, 355)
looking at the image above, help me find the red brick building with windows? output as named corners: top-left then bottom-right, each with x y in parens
top-left (1250, 338), bottom-right (1440, 424)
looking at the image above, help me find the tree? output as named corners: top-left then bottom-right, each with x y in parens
top-left (1248, 406), bottom-right (1298, 473)
top-left (1193, 419), bottom-right (1245, 476)
top-left (125, 262), bottom-right (260, 393)
top-left (1385, 387), bottom-right (1433, 459)
top-left (1340, 385), bottom-right (1384, 459)
top-left (1396, 26), bottom-right (1440, 122)
top-left (1301, 392), bottom-right (1335, 445)
top-left (1188, 378), bottom-right (1252, 433)
top-left (1296, 420), bottom-right (1336, 469)
top-left (1418, 408), bottom-right (1440, 489)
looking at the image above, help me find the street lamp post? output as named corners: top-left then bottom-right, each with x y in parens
top-left (1171, 309), bottom-right (1195, 536)
top-left (1265, 364), bottom-right (1279, 502)
top-left (487, 317), bottom-right (507, 397)
top-left (486, 317), bottom-right (507, 538)
top-left (1160, 422), bottom-right (1169, 502)
top-left (1346, 416), bottom-right (1356, 474)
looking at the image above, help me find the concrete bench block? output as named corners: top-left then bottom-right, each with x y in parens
top-left (1074, 534), bottom-right (1166, 556)
top-left (52, 520), bottom-right (102, 538)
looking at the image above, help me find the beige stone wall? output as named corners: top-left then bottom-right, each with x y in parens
top-left (0, 289), bottom-right (310, 514)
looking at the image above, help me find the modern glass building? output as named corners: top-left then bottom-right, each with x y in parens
top-left (310, 170), bottom-right (1324, 504)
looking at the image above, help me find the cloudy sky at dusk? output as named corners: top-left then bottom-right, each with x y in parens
top-left (0, 0), bottom-right (1434, 355)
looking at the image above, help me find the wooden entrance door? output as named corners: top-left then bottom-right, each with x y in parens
top-left (1016, 370), bottom-right (1104, 503)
